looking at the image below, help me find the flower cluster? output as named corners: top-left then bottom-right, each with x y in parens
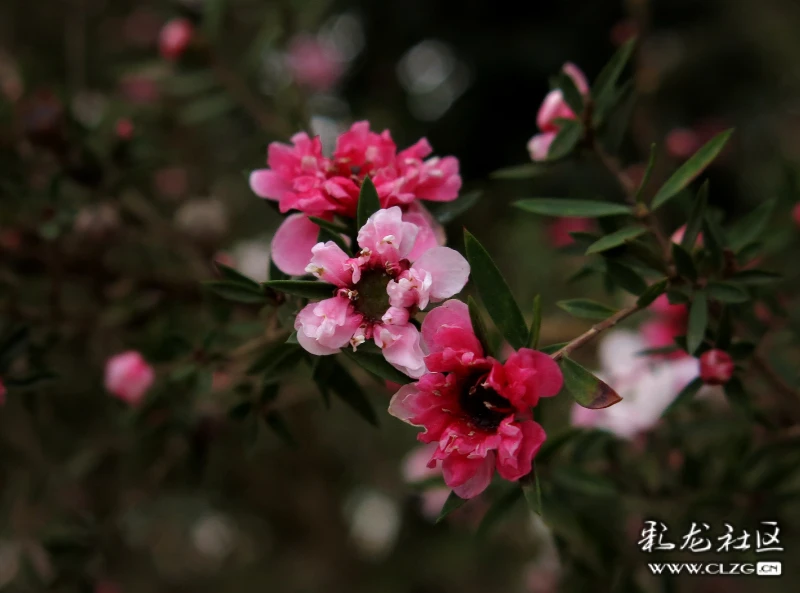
top-left (389, 301), bottom-right (563, 498)
top-left (250, 121), bottom-right (461, 274)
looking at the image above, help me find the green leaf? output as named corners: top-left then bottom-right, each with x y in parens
top-left (681, 181), bottom-right (708, 250)
top-left (214, 261), bottom-right (261, 288)
top-left (539, 342), bottom-right (567, 355)
top-left (264, 411), bottom-right (296, 447)
top-left (514, 198), bottom-right (632, 218)
top-left (604, 260), bottom-right (647, 296)
top-left (707, 281), bottom-right (750, 304)
top-left (269, 258), bottom-right (289, 281)
top-left (341, 349), bottom-right (414, 385)
top-left (556, 70), bottom-right (584, 115)
top-left (322, 359), bottom-right (379, 426)
top-left (357, 176), bottom-right (381, 230)
top-left (727, 199), bottom-right (776, 253)
top-left (427, 190), bottom-right (482, 224)
top-left (317, 226), bottom-right (351, 256)
top-left (729, 270), bottom-right (782, 286)
top-left (634, 143), bottom-right (657, 203)
top-left (204, 281), bottom-right (268, 304)
top-left (651, 129), bottom-right (734, 211)
top-left (585, 226), bottom-right (646, 254)
top-left (464, 231), bottom-right (528, 349)
top-left (308, 216), bottom-right (350, 235)
top-left (490, 163), bottom-right (548, 180)
top-left (665, 377), bottom-right (704, 414)
top-left (702, 217), bottom-right (725, 272)
top-left (247, 342), bottom-right (303, 375)
top-left (436, 491), bottom-right (468, 523)
top-left (686, 291), bottom-right (708, 354)
top-left (592, 37), bottom-right (637, 116)
top-left (467, 296), bottom-right (492, 356)
top-left (263, 280), bottom-right (337, 299)
top-left (671, 242), bottom-right (697, 282)
top-left (557, 299), bottom-right (618, 320)
top-left (528, 295), bottom-right (542, 349)
top-left (520, 467), bottom-right (543, 516)
top-left (477, 487), bottom-right (522, 538)
top-left (547, 120), bottom-right (584, 161)
top-left (553, 468), bottom-right (617, 498)
top-left (560, 357), bottom-right (623, 409)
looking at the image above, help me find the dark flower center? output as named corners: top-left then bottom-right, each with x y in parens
top-left (459, 373), bottom-right (515, 431)
top-left (353, 269), bottom-right (391, 321)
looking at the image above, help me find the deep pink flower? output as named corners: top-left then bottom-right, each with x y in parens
top-left (250, 121), bottom-right (461, 275)
top-left (528, 63), bottom-right (589, 162)
top-left (295, 207), bottom-right (469, 378)
top-left (699, 349), bottom-right (734, 386)
top-left (159, 18), bottom-right (194, 61)
top-left (389, 300), bottom-right (563, 498)
top-left (105, 351), bottom-right (155, 406)
top-left (285, 34), bottom-right (345, 92)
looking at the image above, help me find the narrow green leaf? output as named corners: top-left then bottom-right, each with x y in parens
top-left (665, 377), bottom-right (704, 414)
top-left (263, 280), bottom-right (336, 299)
top-left (215, 261), bottom-right (261, 288)
top-left (357, 177), bottom-right (381, 230)
top-left (681, 181), bottom-right (708, 250)
top-left (467, 296), bottom-right (492, 356)
top-left (634, 143), bottom-right (657, 203)
top-left (247, 342), bottom-right (302, 375)
top-left (490, 163), bottom-right (548, 180)
top-left (556, 70), bottom-right (584, 115)
top-left (520, 467), bottom-right (543, 516)
top-left (585, 226), bottom-right (646, 254)
top-left (557, 299), bottom-right (618, 320)
top-left (322, 359), bottom-right (379, 426)
top-left (341, 349), bottom-right (414, 385)
top-left (528, 295), bottom-right (542, 349)
top-left (437, 491), bottom-right (468, 523)
top-left (707, 281), bottom-right (750, 304)
top-left (592, 37), bottom-right (637, 115)
top-left (727, 199), bottom-right (776, 253)
top-left (476, 487), bottom-right (522, 538)
top-left (547, 120), bottom-right (584, 161)
top-left (560, 357), bottom-right (623, 409)
top-left (651, 130), bottom-right (734, 211)
top-left (204, 281), bottom-right (267, 304)
top-left (464, 230), bottom-right (528, 349)
top-left (514, 198), bottom-right (632, 218)
top-left (604, 260), bottom-right (647, 296)
top-left (687, 291), bottom-right (708, 354)
top-left (729, 270), bottom-right (782, 286)
top-left (671, 242), bottom-right (697, 282)
top-left (427, 190), bottom-right (482, 224)
top-left (264, 411), bottom-right (296, 447)
top-left (308, 216), bottom-right (350, 235)
top-left (701, 217), bottom-right (725, 272)
top-left (317, 226), bottom-right (351, 256)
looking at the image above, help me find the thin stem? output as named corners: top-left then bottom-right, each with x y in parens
top-left (551, 304), bottom-right (642, 361)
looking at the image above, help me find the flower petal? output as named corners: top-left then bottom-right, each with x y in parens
top-left (375, 323), bottom-right (427, 379)
top-left (271, 214), bottom-right (320, 276)
top-left (306, 241), bottom-right (353, 287)
top-left (249, 169), bottom-right (289, 201)
top-left (442, 453), bottom-right (494, 499)
top-left (294, 297), bottom-right (361, 355)
top-left (411, 247), bottom-right (470, 303)
top-left (357, 206), bottom-right (419, 260)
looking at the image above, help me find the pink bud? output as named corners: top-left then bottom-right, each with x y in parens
top-left (792, 203), bottom-right (800, 229)
top-left (105, 351), bottom-right (155, 405)
top-left (115, 118), bottom-right (134, 140)
top-left (159, 18), bottom-right (194, 62)
top-left (665, 128), bottom-right (700, 159)
top-left (699, 349), bottom-right (734, 386)
top-left (670, 224), bottom-right (703, 247)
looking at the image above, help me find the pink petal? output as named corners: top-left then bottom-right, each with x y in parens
top-left (562, 62), bottom-right (589, 95)
top-left (495, 419), bottom-right (546, 482)
top-left (403, 203), bottom-right (446, 261)
top-left (421, 299), bottom-right (479, 351)
top-left (105, 351), bottom-right (155, 405)
top-left (306, 241), bottom-right (353, 287)
top-left (357, 206), bottom-right (419, 260)
top-left (249, 169), bottom-right (289, 201)
top-left (503, 348), bottom-right (564, 406)
top-left (411, 247), bottom-right (470, 302)
top-left (270, 214), bottom-right (320, 276)
top-left (294, 297), bottom-right (361, 355)
top-left (527, 132), bottom-right (557, 162)
top-left (442, 453), bottom-right (494, 499)
top-left (388, 383), bottom-right (424, 424)
top-left (374, 323), bottom-right (427, 379)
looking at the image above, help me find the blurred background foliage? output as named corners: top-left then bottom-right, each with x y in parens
top-left (2, 0), bottom-right (800, 592)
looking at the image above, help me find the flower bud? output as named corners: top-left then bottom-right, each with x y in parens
top-left (115, 118), bottom-right (134, 141)
top-left (105, 351), bottom-right (155, 405)
top-left (699, 349), bottom-right (734, 386)
top-left (159, 18), bottom-right (194, 62)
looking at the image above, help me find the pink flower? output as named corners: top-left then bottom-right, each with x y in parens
top-left (295, 207), bottom-right (469, 378)
top-left (159, 18), bottom-right (194, 62)
top-left (640, 294), bottom-right (689, 360)
top-left (670, 223), bottom-right (703, 247)
top-left (699, 349), bottom-right (734, 386)
top-left (250, 121), bottom-right (461, 275)
top-left (666, 128), bottom-right (700, 159)
top-left (285, 34), bottom-right (345, 92)
top-left (115, 118), bottom-right (134, 141)
top-left (528, 63), bottom-right (588, 162)
top-left (105, 351), bottom-right (155, 406)
top-left (389, 300), bottom-right (563, 498)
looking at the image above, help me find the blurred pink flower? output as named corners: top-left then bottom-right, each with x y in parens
top-left (115, 118), bottom-right (134, 140)
top-left (250, 120), bottom-right (461, 275)
top-left (547, 217), bottom-right (593, 248)
top-left (666, 128), bottom-right (700, 159)
top-left (528, 63), bottom-right (588, 162)
top-left (0, 377), bottom-right (6, 405)
top-left (285, 34), bottom-right (345, 92)
top-left (105, 351), bottom-right (155, 406)
top-left (389, 300), bottom-right (562, 498)
top-left (119, 74), bottom-right (159, 105)
top-left (699, 349), bottom-right (734, 386)
top-left (571, 330), bottom-right (700, 439)
top-left (159, 18), bottom-right (194, 62)
top-left (640, 294), bottom-right (689, 359)
top-left (296, 207), bottom-right (469, 378)
top-left (793, 203), bottom-right (800, 229)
